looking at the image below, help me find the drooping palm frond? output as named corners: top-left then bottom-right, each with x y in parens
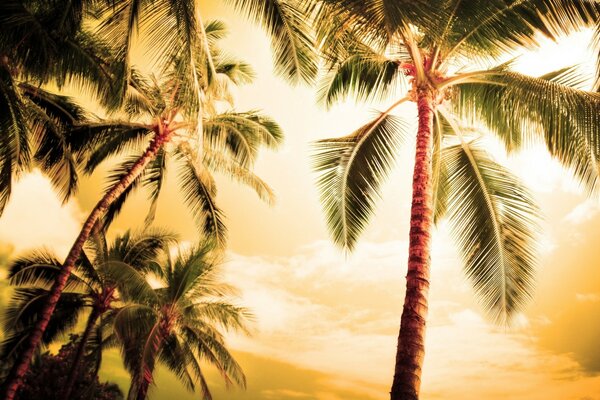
top-left (431, 112), bottom-right (449, 224)
top-left (227, 0), bottom-right (318, 84)
top-left (106, 228), bottom-right (176, 272)
top-left (316, 0), bottom-right (445, 47)
top-left (0, 65), bottom-right (30, 215)
top-left (317, 37), bottom-right (408, 107)
top-left (594, 23), bottom-right (600, 91)
top-left (100, 155), bottom-right (147, 230)
top-left (440, 135), bottom-right (539, 324)
top-left (203, 111), bottom-right (283, 167)
top-left (204, 149), bottom-right (276, 204)
top-left (177, 151), bottom-right (227, 248)
top-left (142, 148), bottom-right (168, 226)
top-left (0, 288), bottom-right (87, 369)
top-left (454, 68), bottom-right (600, 193)
top-left (442, 0), bottom-right (600, 62)
top-left (75, 123), bottom-right (153, 174)
top-left (313, 111), bottom-right (409, 249)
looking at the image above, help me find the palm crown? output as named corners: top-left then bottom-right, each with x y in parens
top-left (0, 229), bottom-right (175, 384)
top-left (114, 239), bottom-right (250, 400)
top-left (69, 21), bottom-right (283, 245)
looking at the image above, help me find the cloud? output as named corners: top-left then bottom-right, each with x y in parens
top-left (0, 171), bottom-right (84, 257)
top-left (221, 235), bottom-right (600, 400)
top-left (564, 200), bottom-right (600, 224)
top-left (575, 293), bottom-right (600, 303)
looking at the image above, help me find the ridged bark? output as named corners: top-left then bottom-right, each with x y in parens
top-left (390, 87), bottom-right (435, 400)
top-left (3, 132), bottom-right (170, 400)
top-left (62, 307), bottom-right (101, 399)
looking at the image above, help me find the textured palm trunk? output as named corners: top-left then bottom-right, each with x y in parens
top-left (3, 131), bottom-right (171, 400)
top-left (390, 86), bottom-right (435, 400)
top-left (62, 307), bottom-right (102, 399)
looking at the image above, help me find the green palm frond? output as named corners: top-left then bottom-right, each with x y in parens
top-left (594, 24), bottom-right (600, 91)
top-left (100, 155), bottom-right (146, 230)
top-left (316, 0), bottom-right (445, 48)
top-left (158, 335), bottom-right (196, 392)
top-left (214, 54), bottom-right (255, 86)
top-left (318, 42), bottom-right (406, 107)
top-left (204, 111), bottom-right (283, 167)
top-left (204, 149), bottom-right (276, 204)
top-left (0, 65), bottom-right (30, 215)
top-left (8, 250), bottom-right (92, 294)
top-left (443, 0), bottom-right (599, 61)
top-left (0, 288), bottom-right (86, 369)
top-left (454, 68), bottom-right (600, 193)
top-left (80, 125), bottom-right (153, 174)
top-left (142, 148), bottom-right (168, 226)
top-left (107, 228), bottom-right (177, 272)
top-left (227, 0), bottom-right (318, 84)
top-left (441, 136), bottom-right (539, 324)
top-left (97, 261), bottom-right (158, 304)
top-left (312, 111), bottom-right (409, 249)
top-left (95, 0), bottom-right (144, 101)
top-left (183, 325), bottom-right (246, 389)
top-left (177, 151), bottom-right (227, 248)
top-left (431, 112), bottom-right (449, 224)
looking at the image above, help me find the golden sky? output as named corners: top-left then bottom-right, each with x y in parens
top-left (1, 2), bottom-right (600, 399)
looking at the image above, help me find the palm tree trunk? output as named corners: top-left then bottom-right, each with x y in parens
top-left (390, 86), bottom-right (435, 400)
top-left (62, 307), bottom-right (102, 399)
top-left (3, 131), bottom-right (171, 400)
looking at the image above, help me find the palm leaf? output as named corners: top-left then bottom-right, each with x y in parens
top-left (454, 69), bottom-right (600, 193)
top-left (227, 0), bottom-right (318, 84)
top-left (441, 137), bottom-right (539, 324)
top-left (177, 150), bottom-right (227, 248)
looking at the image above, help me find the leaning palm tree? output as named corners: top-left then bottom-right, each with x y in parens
top-left (2, 21), bottom-right (282, 399)
top-left (311, 1), bottom-right (600, 399)
top-left (114, 239), bottom-right (249, 400)
top-left (0, 229), bottom-right (175, 399)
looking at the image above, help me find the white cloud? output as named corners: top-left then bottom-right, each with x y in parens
top-left (0, 171), bottom-right (84, 256)
top-left (575, 293), bottom-right (600, 303)
top-left (564, 199), bottom-right (600, 224)
top-left (222, 237), bottom-right (600, 400)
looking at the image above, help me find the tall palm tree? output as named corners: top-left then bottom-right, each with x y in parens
top-left (114, 239), bottom-right (249, 400)
top-left (1, 18), bottom-right (283, 398)
top-left (0, 229), bottom-right (175, 399)
top-left (311, 1), bottom-right (600, 399)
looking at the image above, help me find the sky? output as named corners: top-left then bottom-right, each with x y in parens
top-left (1, 2), bottom-right (600, 400)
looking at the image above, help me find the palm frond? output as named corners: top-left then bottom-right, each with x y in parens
top-left (312, 111), bottom-right (409, 249)
top-left (444, 0), bottom-right (600, 61)
top-left (177, 150), bottom-right (227, 248)
top-left (227, 0), bottom-right (318, 84)
top-left (203, 149), bottom-right (275, 205)
top-left (431, 112), bottom-right (449, 224)
top-left (0, 65), bottom-right (30, 215)
top-left (317, 41), bottom-right (406, 108)
top-left (454, 68), bottom-right (600, 193)
top-left (441, 136), bottom-right (539, 324)
top-left (142, 148), bottom-right (167, 226)
top-left (203, 111), bottom-right (283, 167)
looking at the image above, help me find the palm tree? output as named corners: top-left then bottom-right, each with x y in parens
top-left (114, 239), bottom-right (249, 400)
top-left (0, 0), bottom-right (116, 216)
top-left (0, 229), bottom-right (175, 399)
top-left (310, 1), bottom-right (600, 399)
top-left (1, 18), bottom-right (283, 398)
